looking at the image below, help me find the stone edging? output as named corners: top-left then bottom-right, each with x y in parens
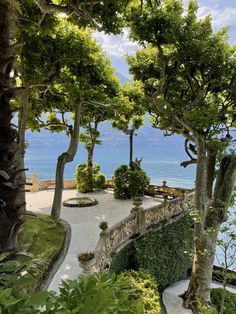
top-left (62, 197), bottom-right (98, 207)
top-left (40, 219), bottom-right (72, 291)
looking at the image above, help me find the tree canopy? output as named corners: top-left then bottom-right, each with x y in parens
top-left (126, 0), bottom-right (236, 310)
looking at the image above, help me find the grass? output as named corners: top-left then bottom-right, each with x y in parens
top-left (18, 212), bottom-right (66, 290)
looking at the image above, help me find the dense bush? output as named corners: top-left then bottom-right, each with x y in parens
top-left (211, 288), bottom-right (236, 314)
top-left (113, 164), bottom-right (150, 199)
top-left (0, 271), bottom-right (161, 313)
top-left (75, 162), bottom-right (106, 192)
top-left (110, 215), bottom-right (193, 291)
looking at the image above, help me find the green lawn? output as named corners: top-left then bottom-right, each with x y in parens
top-left (18, 212), bottom-right (66, 290)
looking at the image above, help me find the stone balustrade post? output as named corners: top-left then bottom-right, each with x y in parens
top-left (31, 173), bottom-right (39, 192)
top-left (131, 196), bottom-right (145, 234)
top-left (163, 194), bottom-right (169, 220)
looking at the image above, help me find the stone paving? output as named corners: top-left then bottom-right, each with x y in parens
top-left (26, 189), bottom-right (158, 292)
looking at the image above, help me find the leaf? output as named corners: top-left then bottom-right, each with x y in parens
top-left (26, 291), bottom-right (50, 305)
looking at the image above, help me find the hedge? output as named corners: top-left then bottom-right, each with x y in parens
top-left (110, 215), bottom-right (194, 291)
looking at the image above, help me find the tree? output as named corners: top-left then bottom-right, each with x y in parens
top-left (79, 104), bottom-right (116, 192)
top-left (22, 19), bottom-right (119, 218)
top-left (112, 81), bottom-right (146, 167)
top-left (0, 0), bottom-right (145, 250)
top-left (0, 0), bottom-right (26, 252)
top-left (127, 0), bottom-right (236, 311)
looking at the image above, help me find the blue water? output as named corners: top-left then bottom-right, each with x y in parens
top-left (25, 123), bottom-right (195, 188)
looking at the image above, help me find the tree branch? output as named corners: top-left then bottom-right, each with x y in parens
top-left (180, 159), bottom-right (197, 167)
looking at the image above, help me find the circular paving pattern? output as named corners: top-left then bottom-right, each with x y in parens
top-left (62, 197), bottom-right (98, 207)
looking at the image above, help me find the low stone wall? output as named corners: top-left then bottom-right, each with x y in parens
top-left (95, 192), bottom-right (195, 271)
top-left (26, 174), bottom-right (77, 192)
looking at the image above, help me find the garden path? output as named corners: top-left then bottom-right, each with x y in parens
top-left (163, 279), bottom-right (236, 314)
top-left (26, 189), bottom-right (158, 292)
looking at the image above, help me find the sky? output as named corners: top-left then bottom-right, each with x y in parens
top-left (93, 0), bottom-right (236, 78)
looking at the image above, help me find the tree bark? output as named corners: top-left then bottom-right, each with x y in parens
top-left (0, 0), bottom-right (25, 252)
top-left (129, 129), bottom-right (134, 168)
top-left (86, 124), bottom-right (96, 192)
top-left (184, 135), bottom-right (215, 311)
top-left (184, 146), bottom-right (236, 312)
top-left (51, 102), bottom-right (82, 219)
top-left (16, 82), bottom-right (29, 209)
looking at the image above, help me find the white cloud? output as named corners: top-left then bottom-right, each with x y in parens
top-left (93, 30), bottom-right (139, 58)
top-left (197, 6), bottom-right (236, 30)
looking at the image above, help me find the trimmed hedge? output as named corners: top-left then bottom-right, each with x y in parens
top-left (110, 215), bottom-right (193, 291)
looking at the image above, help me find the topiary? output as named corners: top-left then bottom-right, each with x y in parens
top-left (113, 164), bottom-right (150, 199)
top-left (75, 162), bottom-right (107, 193)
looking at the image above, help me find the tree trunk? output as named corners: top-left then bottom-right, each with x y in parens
top-left (51, 102), bottom-right (82, 219)
top-left (129, 129), bottom-right (134, 168)
top-left (16, 82), bottom-right (29, 210)
top-left (184, 136), bottom-right (214, 311)
top-left (86, 124), bottom-right (97, 192)
top-left (0, 1), bottom-right (25, 252)
top-left (184, 145), bottom-right (236, 312)
top-left (86, 144), bottom-right (94, 192)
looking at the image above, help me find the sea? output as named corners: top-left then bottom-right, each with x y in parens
top-left (25, 122), bottom-right (195, 187)
top-left (25, 122), bottom-right (235, 268)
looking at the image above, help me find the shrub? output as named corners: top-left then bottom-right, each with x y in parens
top-left (0, 270), bottom-right (161, 313)
top-left (113, 164), bottom-right (150, 199)
top-left (110, 215), bottom-right (193, 291)
top-left (45, 271), bottom-right (161, 314)
top-left (211, 288), bottom-right (236, 314)
top-left (75, 162), bottom-right (107, 192)
top-left (123, 270), bottom-right (161, 314)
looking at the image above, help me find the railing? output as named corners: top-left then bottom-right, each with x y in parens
top-left (95, 191), bottom-right (195, 271)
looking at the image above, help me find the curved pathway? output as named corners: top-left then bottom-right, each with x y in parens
top-left (26, 189), bottom-right (159, 291)
top-left (162, 279), bottom-right (236, 314)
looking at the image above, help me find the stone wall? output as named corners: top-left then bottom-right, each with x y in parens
top-left (95, 192), bottom-right (195, 271)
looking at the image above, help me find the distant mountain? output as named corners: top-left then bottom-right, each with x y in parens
top-left (115, 72), bottom-right (129, 84)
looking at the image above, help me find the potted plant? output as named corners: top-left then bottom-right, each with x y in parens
top-left (99, 221), bottom-right (108, 231)
top-left (78, 251), bottom-right (95, 273)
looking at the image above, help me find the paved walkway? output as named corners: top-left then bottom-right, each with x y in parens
top-left (163, 279), bottom-right (236, 314)
top-left (26, 189), bottom-right (158, 291)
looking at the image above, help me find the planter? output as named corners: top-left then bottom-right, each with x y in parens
top-left (78, 252), bottom-right (95, 274)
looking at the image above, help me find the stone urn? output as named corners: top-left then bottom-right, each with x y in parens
top-left (78, 252), bottom-right (95, 274)
top-left (131, 195), bottom-right (143, 213)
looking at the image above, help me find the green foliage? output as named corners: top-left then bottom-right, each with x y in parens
top-left (113, 81), bottom-right (145, 134)
top-left (110, 216), bottom-right (193, 290)
top-left (0, 270), bottom-right (161, 314)
top-left (127, 0), bottom-right (236, 138)
top-left (211, 288), bottom-right (236, 314)
top-left (123, 270), bottom-right (161, 314)
top-left (76, 162), bottom-right (106, 192)
top-left (113, 165), bottom-right (150, 199)
top-left (43, 271), bottom-right (160, 314)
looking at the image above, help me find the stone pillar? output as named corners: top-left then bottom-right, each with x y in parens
top-left (163, 194), bottom-right (169, 220)
top-left (131, 196), bottom-right (145, 233)
top-left (31, 173), bottom-right (39, 192)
